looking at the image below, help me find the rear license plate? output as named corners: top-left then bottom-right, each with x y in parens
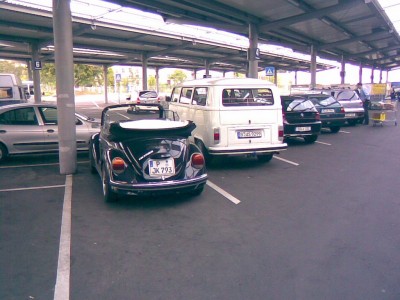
top-left (321, 109), bottom-right (335, 113)
top-left (149, 158), bottom-right (175, 176)
top-left (237, 130), bottom-right (262, 138)
top-left (345, 113), bottom-right (356, 117)
top-left (295, 126), bottom-right (311, 132)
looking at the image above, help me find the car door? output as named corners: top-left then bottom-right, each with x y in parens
top-left (38, 106), bottom-right (91, 150)
top-left (0, 106), bottom-right (45, 154)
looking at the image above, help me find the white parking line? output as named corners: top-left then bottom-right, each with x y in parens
top-left (206, 180), bottom-right (241, 204)
top-left (0, 161), bottom-right (89, 169)
top-left (315, 141), bottom-right (331, 146)
top-left (54, 175), bottom-right (72, 300)
top-left (0, 184), bottom-right (65, 192)
top-left (339, 130), bottom-right (351, 133)
top-left (273, 156), bottom-right (300, 166)
top-left (91, 100), bottom-right (100, 108)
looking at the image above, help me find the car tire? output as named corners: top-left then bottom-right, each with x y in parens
top-left (195, 139), bottom-right (213, 164)
top-left (89, 151), bottom-right (97, 174)
top-left (330, 126), bottom-right (341, 133)
top-left (347, 120), bottom-right (357, 126)
top-left (102, 166), bottom-right (118, 203)
top-left (257, 153), bottom-right (273, 163)
top-left (189, 186), bottom-right (204, 196)
top-left (304, 135), bottom-right (318, 143)
top-left (0, 143), bottom-right (8, 163)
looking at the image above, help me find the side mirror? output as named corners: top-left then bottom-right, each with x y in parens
top-left (165, 96), bottom-right (171, 102)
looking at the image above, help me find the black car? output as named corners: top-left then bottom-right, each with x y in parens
top-left (89, 104), bottom-right (207, 202)
top-left (281, 96), bottom-right (322, 143)
top-left (300, 94), bottom-right (346, 133)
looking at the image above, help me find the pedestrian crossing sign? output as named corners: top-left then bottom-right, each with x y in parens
top-left (265, 67), bottom-right (275, 76)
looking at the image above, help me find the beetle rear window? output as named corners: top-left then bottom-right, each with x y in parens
top-left (222, 88), bottom-right (274, 106)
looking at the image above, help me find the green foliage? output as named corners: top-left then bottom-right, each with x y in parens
top-left (168, 69), bottom-right (187, 85)
top-left (0, 60), bottom-right (28, 80)
top-left (40, 63), bottom-right (56, 87)
top-left (148, 75), bottom-right (156, 89)
top-left (74, 64), bottom-right (103, 87)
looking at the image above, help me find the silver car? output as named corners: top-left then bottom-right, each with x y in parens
top-left (0, 103), bottom-right (100, 162)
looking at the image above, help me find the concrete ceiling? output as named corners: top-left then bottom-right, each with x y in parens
top-left (110, 0), bottom-right (400, 71)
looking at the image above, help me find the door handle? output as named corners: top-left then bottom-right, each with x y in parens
top-left (47, 129), bottom-right (55, 133)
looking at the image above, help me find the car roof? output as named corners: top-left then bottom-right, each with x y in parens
top-left (177, 77), bottom-right (276, 87)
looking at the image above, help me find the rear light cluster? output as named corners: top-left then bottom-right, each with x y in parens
top-left (278, 125), bottom-right (284, 141)
top-left (111, 157), bottom-right (126, 174)
top-left (213, 128), bottom-right (220, 143)
top-left (315, 112), bottom-right (321, 121)
top-left (340, 107), bottom-right (345, 113)
top-left (191, 153), bottom-right (205, 169)
top-left (136, 97), bottom-right (140, 104)
top-left (157, 97), bottom-right (161, 103)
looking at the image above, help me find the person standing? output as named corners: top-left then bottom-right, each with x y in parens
top-left (355, 83), bottom-right (370, 125)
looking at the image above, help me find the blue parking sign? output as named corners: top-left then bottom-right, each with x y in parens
top-left (265, 67), bottom-right (275, 76)
top-left (115, 73), bottom-right (121, 82)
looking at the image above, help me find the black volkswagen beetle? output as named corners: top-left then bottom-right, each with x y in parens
top-left (89, 104), bottom-right (207, 202)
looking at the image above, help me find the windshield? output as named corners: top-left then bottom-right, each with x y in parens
top-left (284, 98), bottom-right (316, 112)
top-left (309, 96), bottom-right (339, 107)
top-left (335, 90), bottom-right (359, 101)
top-left (139, 91), bottom-right (158, 98)
top-left (222, 88), bottom-right (274, 106)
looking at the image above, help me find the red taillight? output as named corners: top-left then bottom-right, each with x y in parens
top-left (112, 157), bottom-right (125, 174)
top-left (136, 97), bottom-right (140, 104)
top-left (213, 128), bottom-right (220, 143)
top-left (316, 112), bottom-right (321, 121)
top-left (157, 97), bottom-right (160, 103)
top-left (279, 129), bottom-right (284, 138)
top-left (191, 153), bottom-right (205, 169)
top-left (340, 107), bottom-right (345, 113)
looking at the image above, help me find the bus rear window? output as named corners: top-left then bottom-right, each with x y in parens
top-left (222, 88), bottom-right (274, 106)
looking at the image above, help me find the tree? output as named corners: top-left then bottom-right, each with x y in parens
top-left (0, 60), bottom-right (28, 80)
top-left (74, 64), bottom-right (102, 87)
top-left (148, 75), bottom-right (156, 89)
top-left (168, 69), bottom-right (187, 85)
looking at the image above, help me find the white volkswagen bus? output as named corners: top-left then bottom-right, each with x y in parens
top-left (166, 78), bottom-right (287, 163)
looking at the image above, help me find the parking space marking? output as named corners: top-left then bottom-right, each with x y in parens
top-left (0, 184), bottom-right (65, 192)
top-left (315, 141), bottom-right (331, 146)
top-left (339, 130), bottom-right (351, 133)
top-left (206, 180), bottom-right (241, 204)
top-left (273, 156), bottom-right (300, 166)
top-left (54, 175), bottom-right (72, 300)
top-left (0, 161), bottom-right (89, 169)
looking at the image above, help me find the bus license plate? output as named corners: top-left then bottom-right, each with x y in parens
top-left (237, 130), bottom-right (262, 139)
top-left (149, 158), bottom-right (175, 176)
top-left (295, 126), bottom-right (311, 132)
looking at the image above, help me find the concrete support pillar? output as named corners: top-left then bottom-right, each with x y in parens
top-left (27, 60), bottom-right (33, 80)
top-left (358, 63), bottom-right (363, 83)
top-left (31, 43), bottom-right (42, 103)
top-left (248, 23), bottom-right (259, 79)
top-left (340, 56), bottom-right (346, 84)
top-left (386, 70), bottom-right (389, 83)
top-left (205, 60), bottom-right (210, 77)
top-left (294, 71), bottom-right (298, 85)
top-left (310, 45), bottom-right (317, 89)
top-left (193, 69), bottom-right (197, 79)
top-left (370, 67), bottom-right (374, 83)
top-left (379, 69), bottom-right (383, 83)
top-left (274, 69), bottom-right (278, 85)
top-left (52, 0), bottom-right (77, 175)
top-left (155, 67), bottom-right (159, 93)
top-left (142, 53), bottom-right (148, 90)
top-left (103, 65), bottom-right (108, 104)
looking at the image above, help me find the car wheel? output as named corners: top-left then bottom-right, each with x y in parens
top-left (330, 126), bottom-right (341, 133)
top-left (102, 166), bottom-right (118, 203)
top-left (347, 120), bottom-right (357, 126)
top-left (195, 139), bottom-right (213, 164)
top-left (257, 153), bottom-right (273, 163)
top-left (189, 186), bottom-right (204, 196)
top-left (0, 143), bottom-right (8, 163)
top-left (304, 135), bottom-right (318, 143)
